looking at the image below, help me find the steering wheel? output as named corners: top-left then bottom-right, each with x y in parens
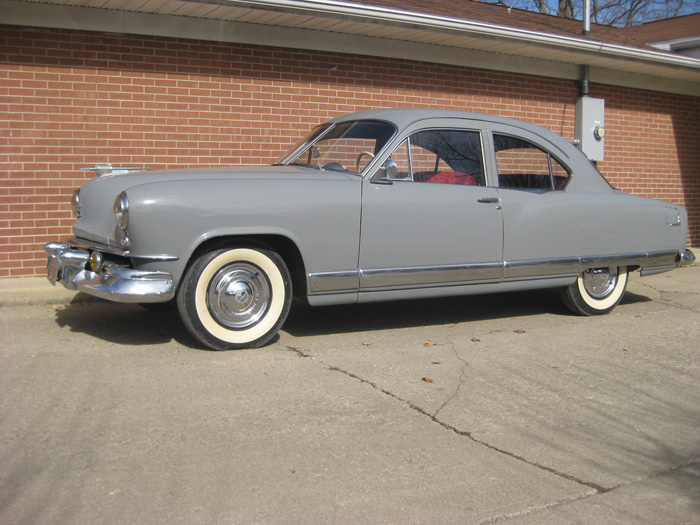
top-left (356, 151), bottom-right (375, 172)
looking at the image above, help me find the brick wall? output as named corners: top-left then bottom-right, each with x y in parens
top-left (600, 84), bottom-right (699, 238)
top-left (1, 25), bottom-right (698, 277)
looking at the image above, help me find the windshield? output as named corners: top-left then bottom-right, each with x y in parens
top-left (276, 120), bottom-right (396, 175)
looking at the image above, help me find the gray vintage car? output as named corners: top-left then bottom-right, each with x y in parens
top-left (45, 109), bottom-right (694, 350)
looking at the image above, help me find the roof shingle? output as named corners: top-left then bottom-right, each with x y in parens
top-left (351, 0), bottom-right (700, 52)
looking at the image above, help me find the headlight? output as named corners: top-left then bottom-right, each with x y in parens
top-left (71, 189), bottom-right (82, 218)
top-left (114, 191), bottom-right (129, 231)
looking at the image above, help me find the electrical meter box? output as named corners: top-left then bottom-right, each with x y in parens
top-left (575, 96), bottom-right (605, 161)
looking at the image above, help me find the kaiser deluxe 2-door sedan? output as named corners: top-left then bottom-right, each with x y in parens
top-left (45, 109), bottom-right (695, 350)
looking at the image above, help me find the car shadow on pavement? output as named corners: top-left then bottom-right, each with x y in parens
top-left (287, 289), bottom-right (582, 338)
top-left (54, 298), bottom-right (207, 350)
top-left (284, 289), bottom-right (653, 338)
top-left (619, 290), bottom-right (654, 306)
top-left (53, 288), bottom-right (653, 349)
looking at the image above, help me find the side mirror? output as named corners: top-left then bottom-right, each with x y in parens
top-left (374, 159), bottom-right (399, 183)
top-left (383, 159), bottom-right (399, 179)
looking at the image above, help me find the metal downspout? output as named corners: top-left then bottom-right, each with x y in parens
top-left (580, 0), bottom-right (591, 97)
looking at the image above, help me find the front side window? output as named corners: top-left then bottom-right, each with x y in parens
top-left (276, 120), bottom-right (395, 175)
top-left (387, 129), bottom-right (485, 186)
top-left (494, 135), bottom-right (569, 191)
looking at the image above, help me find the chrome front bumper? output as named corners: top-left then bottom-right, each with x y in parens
top-left (44, 242), bottom-right (175, 303)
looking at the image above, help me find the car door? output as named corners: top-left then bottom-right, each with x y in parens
top-left (484, 122), bottom-right (584, 280)
top-left (358, 124), bottom-right (504, 293)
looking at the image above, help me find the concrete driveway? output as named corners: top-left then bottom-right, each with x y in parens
top-left (1, 266), bottom-right (698, 524)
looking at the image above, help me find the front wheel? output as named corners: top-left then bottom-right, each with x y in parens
top-left (177, 245), bottom-right (292, 350)
top-left (561, 266), bottom-right (628, 316)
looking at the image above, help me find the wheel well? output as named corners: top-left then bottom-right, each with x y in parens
top-left (186, 235), bottom-right (308, 299)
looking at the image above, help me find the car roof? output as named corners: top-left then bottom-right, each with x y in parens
top-left (330, 107), bottom-right (530, 130)
top-left (329, 107), bottom-right (571, 156)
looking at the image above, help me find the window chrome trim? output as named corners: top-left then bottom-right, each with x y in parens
top-left (372, 125), bottom-right (488, 186)
top-left (276, 123), bottom-right (335, 166)
top-left (492, 131), bottom-right (572, 191)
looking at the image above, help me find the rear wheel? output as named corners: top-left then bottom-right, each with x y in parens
top-left (177, 245), bottom-right (292, 350)
top-left (561, 266), bottom-right (628, 315)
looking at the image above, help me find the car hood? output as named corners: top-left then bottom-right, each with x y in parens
top-left (91, 165), bottom-right (356, 187)
top-left (73, 165), bottom-right (357, 248)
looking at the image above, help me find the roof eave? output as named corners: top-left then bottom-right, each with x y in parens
top-left (224, 0), bottom-right (700, 72)
top-left (5, 0), bottom-right (700, 87)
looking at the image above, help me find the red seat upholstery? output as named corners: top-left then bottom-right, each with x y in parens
top-left (554, 177), bottom-right (568, 190)
top-left (426, 171), bottom-right (476, 186)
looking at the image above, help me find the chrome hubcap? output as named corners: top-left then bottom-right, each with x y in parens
top-left (207, 263), bottom-right (270, 329)
top-left (582, 267), bottom-right (618, 299)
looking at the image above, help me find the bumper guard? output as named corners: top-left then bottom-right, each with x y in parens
top-left (680, 249), bottom-right (696, 266)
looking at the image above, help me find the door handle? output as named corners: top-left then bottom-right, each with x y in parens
top-left (477, 196), bottom-right (502, 209)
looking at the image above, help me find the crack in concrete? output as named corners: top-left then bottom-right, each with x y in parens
top-left (432, 341), bottom-right (469, 419)
top-left (323, 361), bottom-right (608, 495)
top-left (632, 280), bottom-right (700, 313)
top-left (478, 491), bottom-right (601, 524)
top-left (284, 342), bottom-right (605, 492)
top-left (481, 457), bottom-right (700, 523)
top-left (634, 280), bottom-right (700, 296)
top-left (284, 345), bottom-right (312, 358)
top-left (283, 344), bottom-right (699, 518)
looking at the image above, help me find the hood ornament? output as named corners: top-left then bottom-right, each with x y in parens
top-left (83, 163), bottom-right (151, 177)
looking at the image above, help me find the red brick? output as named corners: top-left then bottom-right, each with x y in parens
top-left (1, 24), bottom-right (698, 278)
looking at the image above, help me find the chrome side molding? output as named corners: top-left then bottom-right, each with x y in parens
top-left (307, 250), bottom-right (692, 294)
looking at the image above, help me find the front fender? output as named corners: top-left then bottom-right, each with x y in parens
top-left (125, 178), bottom-right (362, 289)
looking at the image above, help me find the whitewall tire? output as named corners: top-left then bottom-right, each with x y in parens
top-left (561, 266), bottom-right (628, 316)
top-left (177, 245), bottom-right (292, 350)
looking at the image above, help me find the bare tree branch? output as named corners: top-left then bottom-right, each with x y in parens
top-left (558, 0), bottom-right (575, 18)
top-left (477, 0), bottom-right (699, 26)
top-left (533, 0), bottom-right (548, 14)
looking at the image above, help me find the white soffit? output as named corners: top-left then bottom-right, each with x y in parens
top-left (4, 0), bottom-right (700, 95)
